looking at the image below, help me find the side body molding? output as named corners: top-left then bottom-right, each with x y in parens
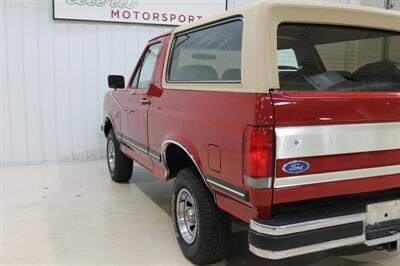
top-left (161, 139), bottom-right (216, 201)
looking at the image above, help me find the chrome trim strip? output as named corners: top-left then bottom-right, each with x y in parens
top-left (249, 199), bottom-right (400, 259)
top-left (121, 136), bottom-right (148, 154)
top-left (206, 178), bottom-right (246, 199)
top-left (119, 134), bottom-right (161, 161)
top-left (148, 150), bottom-right (161, 160)
top-left (274, 164), bottom-right (400, 188)
top-left (276, 122), bottom-right (400, 159)
top-left (250, 213), bottom-right (366, 236)
top-left (364, 234), bottom-right (400, 246)
top-left (244, 176), bottom-right (272, 189)
top-left (249, 235), bottom-right (365, 260)
top-left (161, 140), bottom-right (216, 201)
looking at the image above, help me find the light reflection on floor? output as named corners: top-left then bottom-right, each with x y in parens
top-left (1, 160), bottom-right (399, 265)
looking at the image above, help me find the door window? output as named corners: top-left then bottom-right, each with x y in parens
top-left (132, 43), bottom-right (161, 90)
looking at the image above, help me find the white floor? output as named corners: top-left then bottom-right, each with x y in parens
top-left (1, 160), bottom-right (400, 265)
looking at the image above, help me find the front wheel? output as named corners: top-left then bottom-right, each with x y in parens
top-left (107, 130), bottom-right (133, 183)
top-left (172, 168), bottom-right (231, 265)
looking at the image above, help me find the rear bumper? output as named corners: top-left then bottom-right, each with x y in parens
top-left (249, 211), bottom-right (400, 259)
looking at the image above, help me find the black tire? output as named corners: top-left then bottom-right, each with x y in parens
top-left (106, 129), bottom-right (133, 183)
top-left (172, 168), bottom-right (231, 265)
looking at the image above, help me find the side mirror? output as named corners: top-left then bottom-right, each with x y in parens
top-left (108, 75), bottom-right (125, 89)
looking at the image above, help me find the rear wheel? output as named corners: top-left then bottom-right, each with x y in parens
top-left (172, 168), bottom-right (231, 264)
top-left (107, 130), bottom-right (133, 183)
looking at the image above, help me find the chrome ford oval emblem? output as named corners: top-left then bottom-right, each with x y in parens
top-left (282, 160), bottom-right (310, 174)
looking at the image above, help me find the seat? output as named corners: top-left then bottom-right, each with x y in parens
top-left (279, 70), bottom-right (317, 91)
top-left (221, 68), bottom-right (241, 81)
top-left (174, 65), bottom-right (218, 81)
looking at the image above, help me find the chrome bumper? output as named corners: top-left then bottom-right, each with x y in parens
top-left (249, 211), bottom-right (400, 259)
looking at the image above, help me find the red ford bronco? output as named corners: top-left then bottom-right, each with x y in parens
top-left (103, 0), bottom-right (400, 264)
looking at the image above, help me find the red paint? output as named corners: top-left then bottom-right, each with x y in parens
top-left (276, 149), bottom-right (400, 178)
top-left (216, 193), bottom-right (258, 223)
top-left (113, 88), bottom-right (154, 170)
top-left (148, 89), bottom-right (274, 220)
top-left (274, 174), bottom-right (400, 204)
top-left (104, 35), bottom-right (400, 222)
top-left (208, 145), bottom-right (221, 173)
top-left (270, 91), bottom-right (400, 126)
top-left (104, 34), bottom-right (274, 221)
top-left (271, 90), bottom-right (400, 205)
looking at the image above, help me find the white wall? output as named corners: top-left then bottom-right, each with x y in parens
top-left (1, 0), bottom-right (170, 166)
top-left (392, 0), bottom-right (400, 10)
top-left (0, 0), bottom-right (390, 166)
top-left (229, 0), bottom-right (386, 8)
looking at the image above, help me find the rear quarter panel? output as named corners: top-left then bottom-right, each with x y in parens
top-left (148, 90), bottom-right (275, 221)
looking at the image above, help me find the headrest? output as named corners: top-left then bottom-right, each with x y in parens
top-left (175, 65), bottom-right (218, 81)
top-left (221, 68), bottom-right (241, 81)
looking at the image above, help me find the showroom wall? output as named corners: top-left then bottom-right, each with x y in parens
top-left (0, 0), bottom-right (395, 166)
top-left (1, 0), bottom-right (171, 166)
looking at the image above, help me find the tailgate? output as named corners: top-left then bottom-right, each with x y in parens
top-left (271, 91), bottom-right (400, 204)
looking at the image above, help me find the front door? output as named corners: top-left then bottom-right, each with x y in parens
top-left (117, 42), bottom-right (162, 170)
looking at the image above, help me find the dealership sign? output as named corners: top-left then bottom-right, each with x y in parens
top-left (53, 0), bottom-right (227, 26)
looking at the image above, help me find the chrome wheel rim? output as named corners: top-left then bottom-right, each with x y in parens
top-left (107, 139), bottom-right (116, 172)
top-left (176, 188), bottom-right (198, 244)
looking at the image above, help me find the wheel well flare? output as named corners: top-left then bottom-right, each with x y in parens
top-left (104, 118), bottom-right (113, 137)
top-left (162, 141), bottom-right (216, 200)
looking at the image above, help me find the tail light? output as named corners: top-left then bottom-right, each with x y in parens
top-left (243, 126), bottom-right (274, 178)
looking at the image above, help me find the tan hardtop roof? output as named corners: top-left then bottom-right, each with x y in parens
top-left (174, 0), bottom-right (400, 34)
top-left (162, 0), bottom-right (400, 93)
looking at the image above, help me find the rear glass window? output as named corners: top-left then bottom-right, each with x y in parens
top-left (277, 23), bottom-right (400, 91)
top-left (168, 19), bottom-right (243, 82)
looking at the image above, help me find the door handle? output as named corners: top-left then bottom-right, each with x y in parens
top-left (140, 98), bottom-right (150, 105)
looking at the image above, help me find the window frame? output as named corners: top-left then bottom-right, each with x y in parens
top-left (128, 41), bottom-right (162, 91)
top-left (166, 16), bottom-right (243, 84)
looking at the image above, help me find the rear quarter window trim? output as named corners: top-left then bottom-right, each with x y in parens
top-left (166, 16), bottom-right (244, 84)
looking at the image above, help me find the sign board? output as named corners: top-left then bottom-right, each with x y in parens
top-left (53, 0), bottom-right (228, 26)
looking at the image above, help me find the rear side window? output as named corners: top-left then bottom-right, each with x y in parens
top-left (168, 19), bottom-right (243, 82)
top-left (277, 23), bottom-right (400, 92)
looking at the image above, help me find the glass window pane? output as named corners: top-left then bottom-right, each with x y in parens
top-left (137, 43), bottom-right (161, 89)
top-left (277, 23), bottom-right (400, 92)
top-left (168, 19), bottom-right (243, 82)
top-left (278, 49), bottom-right (299, 71)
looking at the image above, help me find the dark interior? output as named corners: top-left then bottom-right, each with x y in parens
top-left (278, 23), bottom-right (400, 92)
